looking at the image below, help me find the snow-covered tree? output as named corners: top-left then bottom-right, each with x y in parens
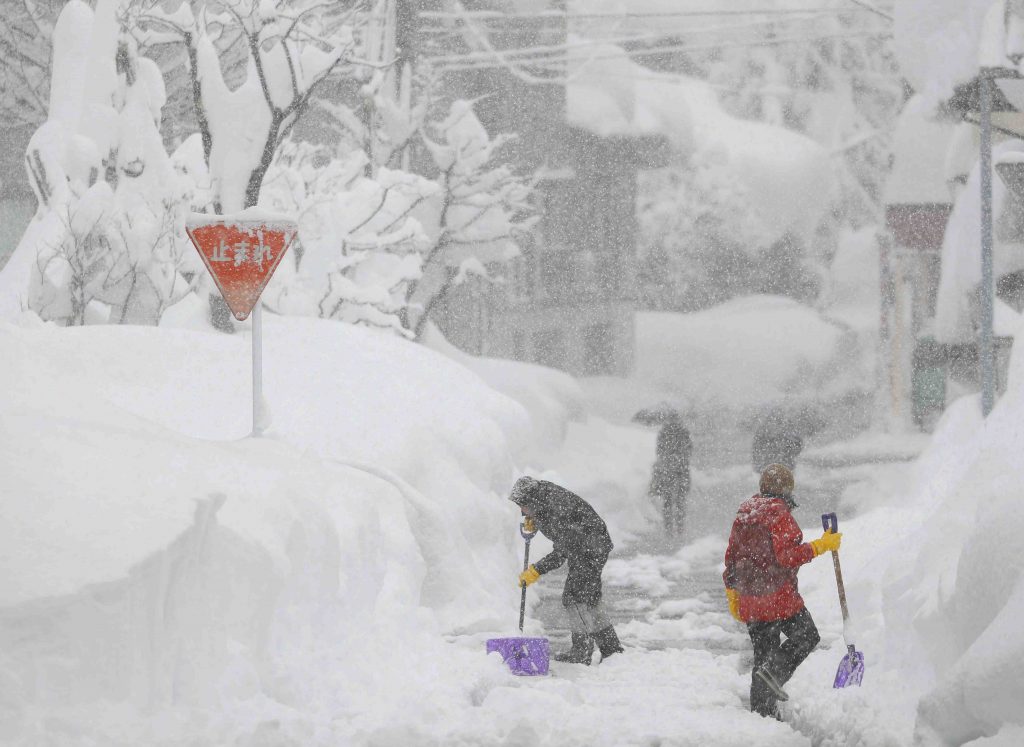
top-left (403, 99), bottom-right (536, 338)
top-left (258, 140), bottom-right (436, 336)
top-left (130, 0), bottom-right (360, 214)
top-left (18, 0), bottom-right (195, 326)
top-left (258, 94), bottom-right (535, 339)
top-left (124, 0), bottom-right (361, 329)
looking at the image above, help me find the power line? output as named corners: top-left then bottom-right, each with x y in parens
top-left (428, 31), bottom-right (893, 75)
top-left (417, 7), bottom-right (887, 21)
top-left (845, 0), bottom-right (893, 21)
top-left (422, 18), bottom-right (842, 66)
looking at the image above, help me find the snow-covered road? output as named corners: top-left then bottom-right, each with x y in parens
top-left (429, 418), bottom-right (892, 747)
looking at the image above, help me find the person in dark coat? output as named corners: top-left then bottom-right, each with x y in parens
top-left (510, 476), bottom-right (624, 664)
top-left (649, 415), bottom-right (692, 535)
top-left (723, 464), bottom-right (841, 718)
top-left (751, 420), bottom-right (803, 472)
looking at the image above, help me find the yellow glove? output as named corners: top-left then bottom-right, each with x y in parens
top-left (811, 530), bottom-right (842, 556)
top-left (519, 565), bottom-right (540, 587)
top-left (725, 588), bottom-right (741, 622)
top-left (522, 517), bottom-right (536, 533)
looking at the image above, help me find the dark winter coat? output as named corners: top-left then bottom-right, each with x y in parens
top-left (751, 424), bottom-right (803, 472)
top-left (723, 494), bottom-right (816, 623)
top-left (520, 481), bottom-right (614, 576)
top-left (650, 420), bottom-right (692, 499)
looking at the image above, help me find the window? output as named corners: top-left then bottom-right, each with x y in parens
top-left (532, 328), bottom-right (566, 370)
top-left (582, 323), bottom-right (616, 375)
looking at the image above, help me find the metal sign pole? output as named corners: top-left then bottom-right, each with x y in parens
top-left (980, 69), bottom-right (996, 417)
top-left (252, 301), bottom-right (265, 436)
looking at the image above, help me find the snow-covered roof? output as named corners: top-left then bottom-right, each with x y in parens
top-left (884, 95), bottom-right (957, 205)
top-left (565, 38), bottom-right (835, 244)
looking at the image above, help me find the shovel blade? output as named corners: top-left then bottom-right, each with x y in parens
top-left (833, 647), bottom-right (865, 688)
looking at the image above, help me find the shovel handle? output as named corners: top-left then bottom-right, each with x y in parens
top-left (821, 513), bottom-right (850, 623)
top-left (518, 529), bottom-right (532, 632)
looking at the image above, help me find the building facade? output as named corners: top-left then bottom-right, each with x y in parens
top-left (409, 0), bottom-right (665, 376)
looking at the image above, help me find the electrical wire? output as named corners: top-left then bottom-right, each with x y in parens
top-left (420, 14), bottom-right (848, 67)
top-left (427, 31), bottom-right (893, 76)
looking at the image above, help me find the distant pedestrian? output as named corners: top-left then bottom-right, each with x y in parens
top-left (751, 420), bottom-right (803, 473)
top-left (648, 414), bottom-right (692, 535)
top-left (723, 464), bottom-right (841, 718)
top-left (510, 476), bottom-right (624, 665)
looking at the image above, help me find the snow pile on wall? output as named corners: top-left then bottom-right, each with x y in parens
top-left (634, 295), bottom-right (856, 411)
top-left (883, 94), bottom-right (957, 205)
top-left (0, 316), bottom-right (542, 744)
top-left (880, 332), bottom-right (1024, 743)
top-left (934, 140), bottom-right (1024, 343)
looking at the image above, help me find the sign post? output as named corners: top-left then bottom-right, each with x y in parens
top-left (185, 214), bottom-right (296, 436)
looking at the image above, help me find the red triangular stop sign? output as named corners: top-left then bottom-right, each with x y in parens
top-left (185, 217), bottom-right (297, 321)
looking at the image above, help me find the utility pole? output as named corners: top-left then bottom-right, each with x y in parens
top-left (979, 67), bottom-right (996, 417)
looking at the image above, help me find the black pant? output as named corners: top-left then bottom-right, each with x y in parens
top-left (747, 607), bottom-right (820, 717)
top-left (562, 550), bottom-right (609, 607)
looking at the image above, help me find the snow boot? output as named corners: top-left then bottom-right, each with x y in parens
top-left (594, 626), bottom-right (624, 662)
top-left (553, 632), bottom-right (594, 664)
top-left (754, 666), bottom-right (789, 702)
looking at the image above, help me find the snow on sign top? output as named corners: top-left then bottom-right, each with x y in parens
top-left (185, 215), bottom-right (296, 321)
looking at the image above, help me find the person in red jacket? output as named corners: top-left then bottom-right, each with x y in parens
top-left (723, 463), bottom-right (841, 718)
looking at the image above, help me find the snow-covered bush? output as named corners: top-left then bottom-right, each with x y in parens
top-left (259, 141), bottom-right (435, 335)
top-left (18, 0), bottom-right (194, 326)
top-left (259, 93), bottom-right (535, 337)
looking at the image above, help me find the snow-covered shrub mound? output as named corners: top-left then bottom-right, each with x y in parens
top-left (634, 295), bottom-right (857, 412)
top-left (0, 316), bottom-right (538, 744)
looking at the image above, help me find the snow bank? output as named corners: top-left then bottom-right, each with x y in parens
top-left (634, 295), bottom-right (855, 411)
top-left (809, 328), bottom-right (1024, 743)
top-left (891, 356), bottom-right (1024, 743)
top-left (422, 322), bottom-right (584, 465)
top-left (0, 316), bottom-right (542, 744)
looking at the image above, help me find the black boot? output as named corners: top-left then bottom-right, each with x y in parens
top-left (593, 626), bottom-right (624, 662)
top-left (553, 632), bottom-right (594, 664)
top-left (754, 666), bottom-right (789, 701)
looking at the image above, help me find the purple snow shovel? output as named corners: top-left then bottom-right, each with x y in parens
top-left (822, 512), bottom-right (865, 688)
top-left (485, 522), bottom-right (550, 676)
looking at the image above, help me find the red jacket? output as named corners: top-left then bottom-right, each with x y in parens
top-left (723, 494), bottom-right (816, 623)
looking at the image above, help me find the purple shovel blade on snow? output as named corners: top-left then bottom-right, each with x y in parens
top-left (486, 636), bottom-right (550, 676)
top-left (822, 513), bottom-right (865, 688)
top-left (486, 521), bottom-right (550, 676)
top-left (833, 644), bottom-right (865, 688)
